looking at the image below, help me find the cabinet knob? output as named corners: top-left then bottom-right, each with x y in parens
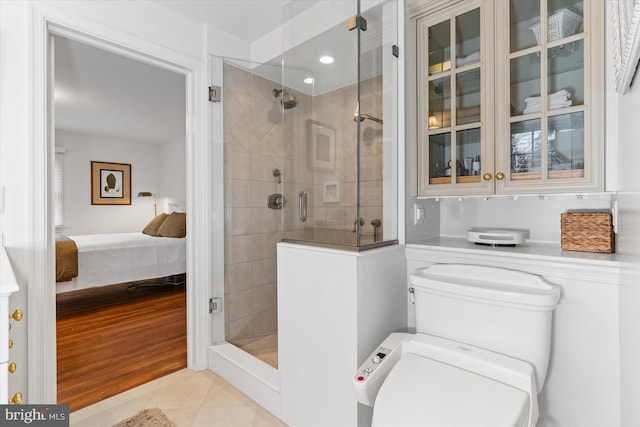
top-left (8, 339), bottom-right (13, 349)
top-left (9, 392), bottom-right (22, 405)
top-left (8, 362), bottom-right (16, 373)
top-left (482, 172), bottom-right (492, 181)
top-left (496, 172), bottom-right (505, 180)
top-left (9, 309), bottom-right (23, 322)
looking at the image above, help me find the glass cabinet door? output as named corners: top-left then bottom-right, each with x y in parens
top-left (417, 2), bottom-right (493, 195)
top-left (503, 0), bottom-right (587, 187)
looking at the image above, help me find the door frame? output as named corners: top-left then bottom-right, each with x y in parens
top-left (29, 2), bottom-right (211, 403)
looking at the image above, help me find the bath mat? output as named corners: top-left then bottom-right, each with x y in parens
top-left (111, 408), bottom-right (176, 427)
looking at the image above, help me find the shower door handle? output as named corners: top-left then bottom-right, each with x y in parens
top-left (299, 191), bottom-right (307, 222)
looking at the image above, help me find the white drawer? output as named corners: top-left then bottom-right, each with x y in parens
top-left (0, 361), bottom-right (7, 403)
top-left (0, 296), bottom-right (8, 363)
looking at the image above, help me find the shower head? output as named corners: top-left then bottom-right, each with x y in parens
top-left (281, 92), bottom-right (297, 109)
top-left (273, 88), bottom-right (297, 109)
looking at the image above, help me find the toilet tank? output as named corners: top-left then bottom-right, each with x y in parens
top-left (410, 264), bottom-right (561, 392)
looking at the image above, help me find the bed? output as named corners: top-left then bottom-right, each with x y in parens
top-left (56, 204), bottom-right (186, 293)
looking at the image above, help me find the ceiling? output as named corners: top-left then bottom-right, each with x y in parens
top-left (157, 0), bottom-right (315, 43)
top-left (54, 35), bottom-right (186, 144)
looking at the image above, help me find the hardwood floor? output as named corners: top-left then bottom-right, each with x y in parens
top-left (56, 280), bottom-right (187, 412)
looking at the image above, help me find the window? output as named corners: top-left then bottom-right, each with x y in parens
top-left (54, 147), bottom-right (66, 227)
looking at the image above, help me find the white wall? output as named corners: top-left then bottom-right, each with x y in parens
top-left (614, 64), bottom-right (640, 427)
top-left (1, 1), bottom-right (42, 403)
top-left (56, 130), bottom-right (185, 236)
top-left (160, 134), bottom-right (187, 212)
top-left (437, 193), bottom-right (613, 243)
top-left (0, 0), bottom-right (206, 404)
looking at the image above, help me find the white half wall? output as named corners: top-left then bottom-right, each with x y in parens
top-left (278, 243), bottom-right (407, 427)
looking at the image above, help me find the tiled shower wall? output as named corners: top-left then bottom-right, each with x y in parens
top-left (283, 75), bottom-right (385, 244)
top-left (223, 62), bottom-right (385, 346)
top-left (223, 63), bottom-right (283, 346)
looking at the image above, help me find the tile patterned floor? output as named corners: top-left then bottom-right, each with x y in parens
top-left (70, 369), bottom-right (287, 427)
top-left (238, 335), bottom-right (278, 369)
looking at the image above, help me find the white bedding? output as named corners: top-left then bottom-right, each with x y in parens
top-left (56, 232), bottom-right (186, 293)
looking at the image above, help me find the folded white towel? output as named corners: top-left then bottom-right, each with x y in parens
top-left (456, 51), bottom-right (481, 67)
top-left (523, 99), bottom-right (572, 114)
top-left (551, 89), bottom-right (570, 98)
top-left (523, 89), bottom-right (572, 114)
top-left (549, 100), bottom-right (572, 109)
top-left (525, 89), bottom-right (571, 106)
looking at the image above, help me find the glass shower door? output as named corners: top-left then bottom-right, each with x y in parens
top-left (221, 58), bottom-right (283, 368)
top-left (280, 0), bottom-right (399, 249)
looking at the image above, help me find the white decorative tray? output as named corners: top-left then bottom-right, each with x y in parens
top-left (467, 228), bottom-right (525, 246)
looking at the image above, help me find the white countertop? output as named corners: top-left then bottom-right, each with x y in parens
top-left (407, 237), bottom-right (619, 266)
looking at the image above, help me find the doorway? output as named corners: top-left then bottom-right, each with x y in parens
top-left (52, 33), bottom-right (188, 410)
top-left (28, 10), bottom-right (211, 404)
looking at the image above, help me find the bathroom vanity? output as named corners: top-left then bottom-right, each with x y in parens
top-left (1, 248), bottom-right (20, 404)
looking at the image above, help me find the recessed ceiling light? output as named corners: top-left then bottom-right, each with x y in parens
top-left (304, 77), bottom-right (314, 84)
top-left (319, 55), bottom-right (334, 64)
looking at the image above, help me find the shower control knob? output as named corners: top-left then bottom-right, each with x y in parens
top-left (267, 193), bottom-right (286, 209)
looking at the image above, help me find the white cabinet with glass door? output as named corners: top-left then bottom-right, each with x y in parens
top-left (415, 0), bottom-right (604, 196)
top-left (416, 0), bottom-right (495, 196)
top-left (495, 0), bottom-right (603, 194)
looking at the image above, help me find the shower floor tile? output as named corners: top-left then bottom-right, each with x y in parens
top-left (238, 334), bottom-right (278, 368)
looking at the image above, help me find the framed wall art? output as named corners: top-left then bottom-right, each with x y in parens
top-left (308, 119), bottom-right (337, 171)
top-left (91, 161), bottom-right (131, 205)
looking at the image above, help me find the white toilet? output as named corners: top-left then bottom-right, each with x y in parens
top-left (353, 264), bottom-right (561, 427)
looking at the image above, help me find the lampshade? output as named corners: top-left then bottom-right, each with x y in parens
top-left (137, 192), bottom-right (157, 216)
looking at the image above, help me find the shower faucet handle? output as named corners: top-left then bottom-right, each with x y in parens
top-left (267, 193), bottom-right (286, 209)
top-left (272, 168), bottom-right (282, 184)
top-left (352, 217), bottom-right (365, 233)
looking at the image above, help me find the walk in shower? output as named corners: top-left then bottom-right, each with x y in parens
top-left (219, 0), bottom-right (399, 369)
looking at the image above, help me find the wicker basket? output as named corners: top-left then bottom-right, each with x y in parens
top-left (560, 212), bottom-right (614, 253)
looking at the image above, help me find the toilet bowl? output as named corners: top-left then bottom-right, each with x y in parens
top-left (353, 264), bottom-right (561, 427)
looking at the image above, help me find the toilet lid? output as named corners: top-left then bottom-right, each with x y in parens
top-left (372, 353), bottom-right (530, 427)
